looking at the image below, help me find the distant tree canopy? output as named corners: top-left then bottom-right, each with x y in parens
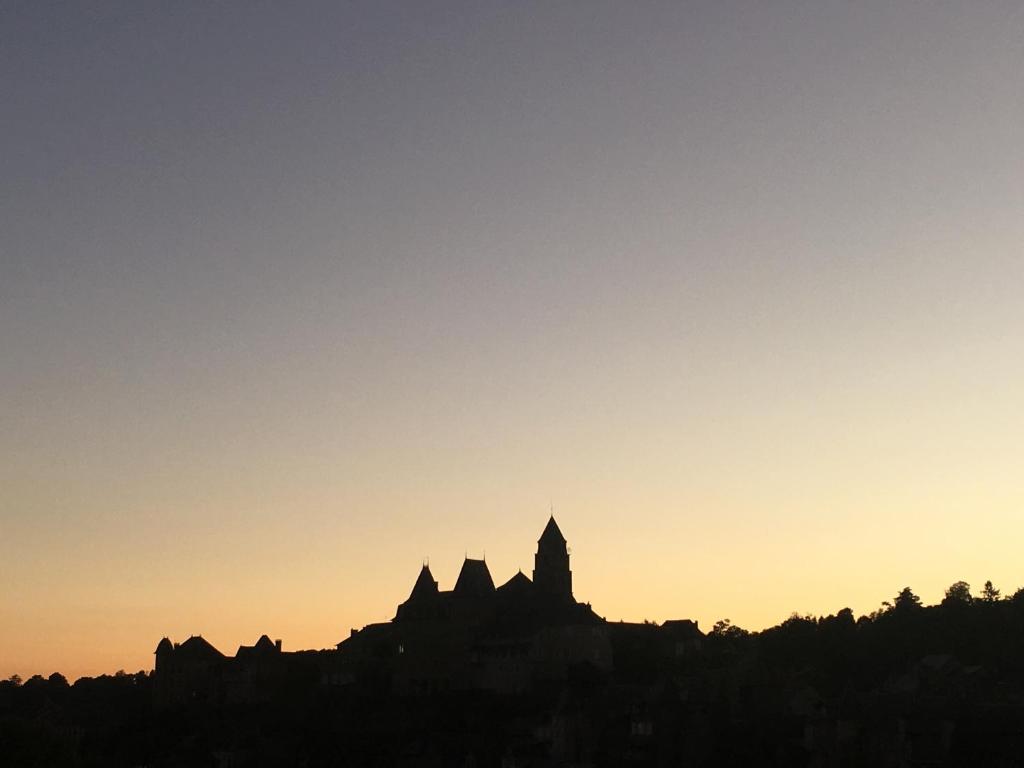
top-left (892, 586), bottom-right (922, 612)
top-left (48, 672), bottom-right (68, 688)
top-left (710, 618), bottom-right (749, 639)
top-left (943, 580), bottom-right (972, 605)
top-left (832, 607), bottom-right (855, 625)
top-left (981, 580), bottom-right (1001, 602)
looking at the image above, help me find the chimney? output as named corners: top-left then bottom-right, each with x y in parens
top-left (275, 639), bottom-right (282, 652)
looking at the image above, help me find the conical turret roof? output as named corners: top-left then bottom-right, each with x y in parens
top-left (538, 515), bottom-right (566, 545)
top-left (409, 564), bottom-right (439, 600)
top-left (454, 558), bottom-right (495, 597)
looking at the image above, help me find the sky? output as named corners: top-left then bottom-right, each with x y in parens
top-left (2, 1), bottom-right (1023, 681)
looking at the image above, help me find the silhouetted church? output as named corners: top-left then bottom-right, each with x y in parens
top-left (393, 516), bottom-right (587, 623)
top-left (152, 518), bottom-right (698, 705)
top-left (337, 516), bottom-right (609, 694)
top-left (534, 514), bottom-right (573, 600)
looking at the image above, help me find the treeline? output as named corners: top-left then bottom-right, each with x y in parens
top-left (702, 581), bottom-right (1024, 695)
top-left (0, 671), bottom-right (151, 767)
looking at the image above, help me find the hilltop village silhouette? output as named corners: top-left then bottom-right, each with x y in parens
top-left (5, 517), bottom-right (1024, 766)
top-left (152, 516), bottom-right (702, 705)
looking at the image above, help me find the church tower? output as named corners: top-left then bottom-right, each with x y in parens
top-left (533, 515), bottom-right (573, 602)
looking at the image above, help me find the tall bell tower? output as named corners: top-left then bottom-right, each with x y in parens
top-left (533, 515), bottom-right (573, 602)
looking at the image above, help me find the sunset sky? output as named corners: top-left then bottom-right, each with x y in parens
top-left (3, 2), bottom-right (1023, 681)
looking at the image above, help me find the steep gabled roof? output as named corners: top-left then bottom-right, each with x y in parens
top-left (408, 564), bottom-right (439, 600)
top-left (662, 619), bottom-right (704, 639)
top-left (177, 635), bottom-right (225, 663)
top-left (497, 569), bottom-right (534, 595)
top-left (538, 515), bottom-right (566, 546)
top-left (155, 637), bottom-right (174, 655)
top-left (236, 634), bottom-right (279, 660)
top-left (454, 558), bottom-right (495, 597)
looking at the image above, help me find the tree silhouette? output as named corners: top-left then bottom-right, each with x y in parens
top-left (892, 586), bottom-right (922, 611)
top-left (48, 672), bottom-right (69, 688)
top-left (710, 618), bottom-right (749, 639)
top-left (943, 580), bottom-right (972, 605)
top-left (981, 580), bottom-right (1001, 602)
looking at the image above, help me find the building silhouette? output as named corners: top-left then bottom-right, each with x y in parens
top-left (152, 516), bottom-right (639, 705)
top-left (534, 515), bottom-right (573, 603)
top-left (336, 515), bottom-right (609, 696)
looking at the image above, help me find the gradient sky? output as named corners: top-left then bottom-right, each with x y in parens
top-left (3, 1), bottom-right (1023, 681)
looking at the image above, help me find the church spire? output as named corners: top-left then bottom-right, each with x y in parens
top-left (538, 514), bottom-right (566, 546)
top-left (533, 515), bottom-right (573, 602)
